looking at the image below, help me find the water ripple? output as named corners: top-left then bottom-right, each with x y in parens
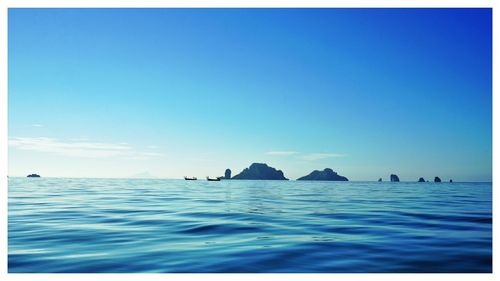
top-left (8, 178), bottom-right (491, 273)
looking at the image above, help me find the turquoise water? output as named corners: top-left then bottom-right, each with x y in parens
top-left (8, 178), bottom-right (492, 273)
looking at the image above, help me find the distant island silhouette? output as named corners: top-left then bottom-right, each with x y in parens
top-left (390, 174), bottom-right (400, 182)
top-left (297, 168), bottom-right (348, 181)
top-left (232, 163), bottom-right (288, 180)
top-left (24, 164), bottom-right (450, 182)
top-left (224, 169), bottom-right (231, 179)
top-left (209, 163), bottom-right (451, 182)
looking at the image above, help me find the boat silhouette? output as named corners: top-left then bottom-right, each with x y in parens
top-left (184, 176), bottom-right (197, 180)
top-left (206, 176), bottom-right (221, 181)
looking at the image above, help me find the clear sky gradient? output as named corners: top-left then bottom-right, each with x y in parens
top-left (8, 8), bottom-right (492, 181)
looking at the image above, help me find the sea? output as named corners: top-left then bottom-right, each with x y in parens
top-left (8, 178), bottom-right (492, 273)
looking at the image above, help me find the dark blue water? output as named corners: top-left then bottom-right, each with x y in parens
top-left (8, 178), bottom-right (492, 273)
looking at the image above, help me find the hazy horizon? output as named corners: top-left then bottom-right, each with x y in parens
top-left (8, 8), bottom-right (492, 182)
top-left (7, 176), bottom-right (492, 183)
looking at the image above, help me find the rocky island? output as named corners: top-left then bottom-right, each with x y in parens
top-left (418, 177), bottom-right (425, 182)
top-left (434, 177), bottom-right (441, 183)
top-left (27, 174), bottom-right (40, 178)
top-left (390, 174), bottom-right (400, 182)
top-left (232, 163), bottom-right (288, 180)
top-left (297, 168), bottom-right (348, 181)
top-left (223, 169), bottom-right (231, 179)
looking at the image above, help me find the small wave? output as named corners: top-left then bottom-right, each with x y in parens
top-left (8, 178), bottom-right (492, 273)
top-left (177, 223), bottom-right (263, 235)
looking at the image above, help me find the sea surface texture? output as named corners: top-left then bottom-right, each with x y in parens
top-left (8, 178), bottom-right (492, 273)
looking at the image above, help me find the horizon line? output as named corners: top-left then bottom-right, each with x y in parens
top-left (6, 175), bottom-right (492, 183)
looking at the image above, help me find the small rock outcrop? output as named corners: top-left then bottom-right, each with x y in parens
top-left (449, 179), bottom-right (453, 183)
top-left (378, 178), bottom-right (382, 182)
top-left (232, 163), bottom-right (288, 180)
top-left (27, 174), bottom-right (40, 178)
top-left (297, 168), bottom-right (348, 181)
top-left (390, 174), bottom-right (400, 182)
top-left (434, 177), bottom-right (441, 182)
top-left (224, 169), bottom-right (231, 179)
top-left (418, 177), bottom-right (425, 182)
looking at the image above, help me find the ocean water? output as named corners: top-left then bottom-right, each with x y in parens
top-left (8, 178), bottom-right (492, 273)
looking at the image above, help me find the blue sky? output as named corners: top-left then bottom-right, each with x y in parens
top-left (8, 8), bottom-right (492, 181)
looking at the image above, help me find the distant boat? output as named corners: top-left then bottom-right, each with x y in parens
top-left (184, 176), bottom-right (197, 180)
top-left (206, 176), bottom-right (221, 181)
top-left (27, 174), bottom-right (41, 178)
